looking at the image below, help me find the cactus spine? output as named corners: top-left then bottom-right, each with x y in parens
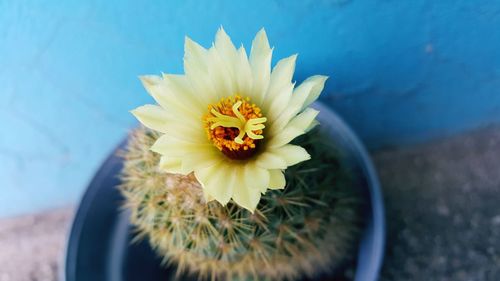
top-left (120, 127), bottom-right (363, 281)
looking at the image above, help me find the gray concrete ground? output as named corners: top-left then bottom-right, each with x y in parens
top-left (376, 126), bottom-right (500, 281)
top-left (1, 126), bottom-right (499, 281)
top-left (0, 207), bottom-right (73, 281)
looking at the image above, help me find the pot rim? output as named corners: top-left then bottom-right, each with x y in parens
top-left (313, 102), bottom-right (385, 281)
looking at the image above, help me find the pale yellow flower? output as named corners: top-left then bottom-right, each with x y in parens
top-left (131, 28), bottom-right (327, 212)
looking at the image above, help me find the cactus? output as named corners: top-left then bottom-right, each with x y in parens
top-left (120, 127), bottom-right (364, 281)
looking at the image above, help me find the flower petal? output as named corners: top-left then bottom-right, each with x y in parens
top-left (307, 119), bottom-right (320, 132)
top-left (269, 170), bottom-right (286, 190)
top-left (249, 28), bottom-right (273, 104)
top-left (207, 46), bottom-right (235, 99)
top-left (231, 166), bottom-right (262, 212)
top-left (266, 126), bottom-right (304, 148)
top-left (255, 151), bottom-right (287, 169)
top-left (181, 149), bottom-right (224, 173)
top-left (270, 145), bottom-right (311, 166)
top-left (184, 36), bottom-right (208, 67)
top-left (288, 107), bottom-right (320, 131)
top-left (262, 54), bottom-right (297, 122)
top-left (184, 36), bottom-right (217, 104)
top-left (132, 104), bottom-right (203, 142)
top-left (161, 74), bottom-right (205, 116)
top-left (214, 27), bottom-right (238, 71)
top-left (151, 135), bottom-right (212, 157)
top-left (269, 75), bottom-right (327, 132)
top-left (131, 105), bottom-right (169, 133)
top-left (214, 28), bottom-right (238, 90)
top-left (244, 163), bottom-right (270, 194)
top-left (203, 189), bottom-right (216, 203)
top-left (139, 75), bottom-right (199, 122)
top-left (214, 28), bottom-right (253, 97)
top-left (266, 108), bottom-right (319, 147)
top-left (195, 162), bottom-right (235, 205)
top-left (235, 46), bottom-right (253, 96)
top-left (302, 75), bottom-right (328, 110)
top-left (159, 156), bottom-right (186, 175)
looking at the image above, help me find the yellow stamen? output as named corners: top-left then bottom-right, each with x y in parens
top-left (203, 96), bottom-right (267, 159)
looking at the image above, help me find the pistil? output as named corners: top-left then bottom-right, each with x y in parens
top-left (203, 96), bottom-right (267, 160)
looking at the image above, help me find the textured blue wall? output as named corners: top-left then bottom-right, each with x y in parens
top-left (1, 0), bottom-right (499, 216)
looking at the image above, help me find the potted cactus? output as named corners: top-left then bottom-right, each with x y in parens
top-left (120, 126), bottom-right (363, 280)
top-left (64, 28), bottom-right (384, 281)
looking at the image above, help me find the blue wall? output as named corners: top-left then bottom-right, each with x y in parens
top-left (1, 0), bottom-right (499, 216)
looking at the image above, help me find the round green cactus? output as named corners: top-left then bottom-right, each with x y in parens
top-left (120, 127), bottom-right (364, 281)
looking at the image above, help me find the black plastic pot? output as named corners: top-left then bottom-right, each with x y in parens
top-left (62, 102), bottom-right (385, 281)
